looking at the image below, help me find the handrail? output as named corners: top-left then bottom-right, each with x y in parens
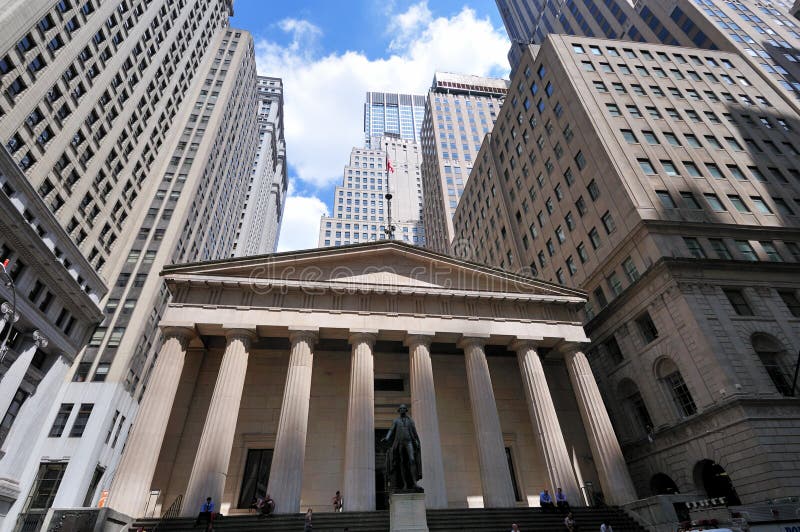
top-left (150, 494), bottom-right (182, 531)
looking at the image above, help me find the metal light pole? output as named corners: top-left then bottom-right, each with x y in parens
top-left (0, 259), bottom-right (19, 365)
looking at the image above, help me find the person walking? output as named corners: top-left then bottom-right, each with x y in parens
top-left (304, 507), bottom-right (313, 532)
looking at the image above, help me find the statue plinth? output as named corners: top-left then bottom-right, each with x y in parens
top-left (389, 492), bottom-right (428, 532)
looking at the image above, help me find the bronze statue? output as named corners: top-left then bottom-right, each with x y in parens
top-left (383, 404), bottom-right (423, 492)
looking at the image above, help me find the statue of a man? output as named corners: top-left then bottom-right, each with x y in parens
top-left (383, 404), bottom-right (423, 492)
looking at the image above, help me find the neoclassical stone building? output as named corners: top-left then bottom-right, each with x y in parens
top-left (106, 242), bottom-right (636, 517)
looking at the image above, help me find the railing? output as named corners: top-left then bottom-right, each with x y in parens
top-left (150, 494), bottom-right (182, 532)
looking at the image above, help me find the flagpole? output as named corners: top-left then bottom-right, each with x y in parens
top-left (384, 139), bottom-right (395, 240)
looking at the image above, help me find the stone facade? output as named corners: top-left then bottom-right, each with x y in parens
top-left (450, 35), bottom-right (800, 504)
top-left (107, 241), bottom-right (637, 517)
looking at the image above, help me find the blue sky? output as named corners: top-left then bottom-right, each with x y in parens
top-left (230, 1), bottom-right (510, 250)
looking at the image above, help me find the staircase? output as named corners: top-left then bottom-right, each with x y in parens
top-left (130, 506), bottom-right (645, 531)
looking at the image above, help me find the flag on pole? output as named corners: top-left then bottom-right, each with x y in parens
top-left (386, 157), bottom-right (395, 174)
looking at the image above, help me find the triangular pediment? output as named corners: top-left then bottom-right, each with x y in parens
top-left (162, 241), bottom-right (585, 300)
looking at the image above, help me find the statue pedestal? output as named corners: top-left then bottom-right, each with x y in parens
top-left (389, 492), bottom-right (428, 532)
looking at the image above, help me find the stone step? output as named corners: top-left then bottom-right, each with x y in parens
top-left (131, 506), bottom-right (644, 532)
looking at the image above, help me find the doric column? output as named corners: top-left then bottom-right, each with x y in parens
top-left (343, 330), bottom-right (377, 511)
top-left (0, 332), bottom-right (47, 427)
top-left (405, 334), bottom-right (447, 508)
top-left (0, 355), bottom-right (69, 509)
top-left (511, 339), bottom-right (581, 505)
top-left (267, 329), bottom-right (318, 514)
top-left (181, 328), bottom-right (256, 516)
top-left (458, 336), bottom-right (516, 508)
top-left (560, 343), bottom-right (637, 505)
top-left (107, 327), bottom-right (194, 517)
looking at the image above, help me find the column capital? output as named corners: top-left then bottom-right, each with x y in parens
top-left (348, 329), bottom-right (378, 347)
top-left (224, 327), bottom-right (258, 347)
top-left (288, 328), bottom-right (318, 345)
top-left (457, 334), bottom-right (489, 350)
top-left (508, 336), bottom-right (543, 353)
top-left (404, 333), bottom-right (434, 349)
top-left (161, 326), bottom-right (195, 347)
top-left (553, 340), bottom-right (587, 357)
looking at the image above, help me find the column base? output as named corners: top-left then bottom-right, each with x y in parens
top-left (390, 492), bottom-right (428, 532)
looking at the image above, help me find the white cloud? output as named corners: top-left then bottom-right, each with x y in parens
top-left (276, 195), bottom-right (329, 252)
top-left (255, 2), bottom-right (510, 190)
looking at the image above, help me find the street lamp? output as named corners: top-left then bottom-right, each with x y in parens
top-left (0, 259), bottom-right (19, 364)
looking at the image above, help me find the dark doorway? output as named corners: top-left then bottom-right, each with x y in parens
top-left (650, 472), bottom-right (679, 495)
top-left (238, 449), bottom-right (273, 509)
top-left (695, 460), bottom-right (741, 505)
top-left (505, 447), bottom-right (523, 502)
top-left (375, 429), bottom-right (390, 510)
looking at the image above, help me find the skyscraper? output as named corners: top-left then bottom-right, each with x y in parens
top-left (419, 72), bottom-right (508, 253)
top-left (364, 91), bottom-right (426, 148)
top-left (318, 135), bottom-right (424, 247)
top-left (496, 0), bottom-right (800, 106)
top-left (0, 0), bottom-right (262, 527)
top-left (451, 35), bottom-right (800, 504)
top-left (232, 75), bottom-right (287, 256)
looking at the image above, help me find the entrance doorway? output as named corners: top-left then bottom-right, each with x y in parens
top-left (238, 449), bottom-right (273, 509)
top-left (694, 459), bottom-right (741, 505)
top-left (375, 429), bottom-right (389, 510)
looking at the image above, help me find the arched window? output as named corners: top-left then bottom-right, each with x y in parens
top-left (617, 378), bottom-right (653, 439)
top-left (650, 473), bottom-right (679, 495)
top-left (752, 333), bottom-right (792, 396)
top-left (655, 358), bottom-right (697, 417)
top-left (693, 459), bottom-right (741, 505)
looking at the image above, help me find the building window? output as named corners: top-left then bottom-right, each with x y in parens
top-left (603, 335), bottom-right (624, 365)
top-left (683, 237), bottom-right (705, 258)
top-left (778, 290), bottom-right (800, 317)
top-left (49, 403), bottom-right (74, 437)
top-left (92, 363), bottom-right (110, 382)
top-left (638, 158), bottom-right (656, 174)
top-left (636, 312), bottom-right (658, 344)
top-left (25, 462), bottom-right (68, 513)
top-left (607, 273), bottom-right (623, 296)
top-left (622, 257), bottom-right (639, 282)
top-left (0, 388), bottom-right (29, 446)
top-left (704, 193), bottom-right (725, 212)
top-left (589, 228), bottom-right (601, 249)
top-left (618, 379), bottom-right (653, 438)
top-left (657, 190), bottom-right (676, 208)
top-left (601, 212), bottom-right (615, 234)
top-left (760, 241), bottom-right (782, 262)
top-left (69, 403), bottom-right (93, 437)
top-left (657, 359), bottom-right (697, 417)
top-left (722, 286), bottom-right (754, 315)
top-left (735, 240), bottom-right (758, 261)
top-left (752, 334), bottom-right (792, 396)
top-left (709, 238), bottom-right (732, 259)
top-left (593, 286), bottom-right (608, 309)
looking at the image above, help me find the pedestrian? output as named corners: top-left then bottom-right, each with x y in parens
top-left (332, 490), bottom-right (343, 512)
top-left (556, 487), bottom-right (570, 512)
top-left (511, 524), bottom-right (521, 531)
top-left (540, 488), bottom-right (555, 512)
top-left (194, 497), bottom-right (215, 531)
top-left (256, 493), bottom-right (275, 518)
top-left (304, 507), bottom-right (313, 532)
top-left (600, 522), bottom-right (613, 532)
top-left (564, 511), bottom-right (576, 532)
